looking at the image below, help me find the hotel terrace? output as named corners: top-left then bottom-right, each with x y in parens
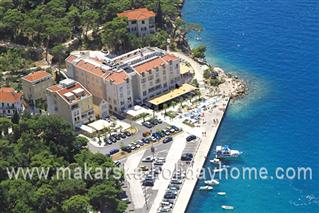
top-left (46, 79), bottom-right (96, 127)
top-left (117, 8), bottom-right (156, 36)
top-left (65, 47), bottom-right (189, 115)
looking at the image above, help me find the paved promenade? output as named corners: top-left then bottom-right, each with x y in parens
top-left (172, 97), bottom-right (230, 213)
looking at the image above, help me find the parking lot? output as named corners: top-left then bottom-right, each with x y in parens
top-left (87, 117), bottom-right (171, 156)
top-left (122, 132), bottom-right (201, 213)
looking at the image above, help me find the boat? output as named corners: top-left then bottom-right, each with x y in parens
top-left (221, 205), bottom-right (234, 210)
top-left (204, 179), bottom-right (220, 185)
top-left (210, 158), bottom-right (221, 164)
top-left (199, 185), bottom-right (213, 191)
top-left (217, 192), bottom-right (226, 196)
top-left (215, 145), bottom-right (241, 159)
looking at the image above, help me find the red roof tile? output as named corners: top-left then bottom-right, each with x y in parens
top-left (117, 8), bottom-right (156, 21)
top-left (162, 54), bottom-right (178, 62)
top-left (134, 54), bottom-right (178, 74)
top-left (22, 71), bottom-right (50, 82)
top-left (105, 71), bottom-right (128, 84)
top-left (66, 55), bottom-right (77, 63)
top-left (75, 60), bottom-right (109, 77)
top-left (134, 57), bottom-right (165, 74)
top-left (0, 87), bottom-right (22, 103)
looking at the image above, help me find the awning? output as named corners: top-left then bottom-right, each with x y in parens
top-left (148, 84), bottom-right (197, 106)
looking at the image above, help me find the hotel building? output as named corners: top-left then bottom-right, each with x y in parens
top-left (117, 8), bottom-right (156, 37)
top-left (46, 79), bottom-right (95, 127)
top-left (65, 47), bottom-right (182, 114)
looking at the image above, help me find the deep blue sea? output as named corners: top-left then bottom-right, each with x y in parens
top-left (182, 0), bottom-right (319, 212)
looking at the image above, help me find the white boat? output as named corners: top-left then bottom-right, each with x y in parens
top-left (215, 145), bottom-right (241, 159)
top-left (221, 205), bottom-right (234, 210)
top-left (199, 185), bottom-right (213, 191)
top-left (217, 192), bottom-right (226, 196)
top-left (204, 179), bottom-right (220, 185)
top-left (210, 158), bottom-right (221, 164)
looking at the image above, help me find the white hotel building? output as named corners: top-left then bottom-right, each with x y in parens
top-left (65, 47), bottom-right (182, 114)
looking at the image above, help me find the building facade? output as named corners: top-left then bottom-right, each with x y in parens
top-left (117, 8), bottom-right (156, 37)
top-left (0, 87), bottom-right (23, 116)
top-left (21, 71), bottom-right (53, 105)
top-left (46, 79), bottom-right (95, 127)
top-left (65, 47), bottom-right (182, 114)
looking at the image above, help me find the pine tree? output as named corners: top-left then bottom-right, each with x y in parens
top-left (156, 0), bottom-right (163, 28)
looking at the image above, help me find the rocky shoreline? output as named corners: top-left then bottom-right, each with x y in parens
top-left (173, 0), bottom-right (248, 100)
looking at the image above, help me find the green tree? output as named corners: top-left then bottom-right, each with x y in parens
top-left (191, 45), bottom-right (206, 59)
top-left (101, 17), bottom-right (129, 52)
top-left (81, 10), bottom-right (99, 39)
top-left (88, 183), bottom-right (126, 213)
top-left (51, 44), bottom-right (68, 71)
top-left (62, 195), bottom-right (92, 213)
top-left (11, 110), bottom-right (20, 124)
top-left (2, 9), bottom-right (25, 39)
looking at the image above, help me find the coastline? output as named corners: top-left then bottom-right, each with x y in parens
top-left (172, 97), bottom-right (230, 213)
top-left (167, 0), bottom-right (248, 212)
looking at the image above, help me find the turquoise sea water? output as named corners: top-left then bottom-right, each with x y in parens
top-left (183, 0), bottom-right (319, 212)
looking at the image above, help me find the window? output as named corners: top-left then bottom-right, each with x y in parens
top-left (142, 20), bottom-right (145, 24)
top-left (143, 91), bottom-right (147, 96)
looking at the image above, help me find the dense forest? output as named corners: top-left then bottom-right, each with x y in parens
top-left (0, 0), bottom-right (183, 54)
top-left (0, 115), bottom-right (126, 213)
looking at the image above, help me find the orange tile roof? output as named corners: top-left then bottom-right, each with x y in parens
top-left (0, 87), bottom-right (22, 103)
top-left (134, 57), bottom-right (165, 74)
top-left (162, 54), bottom-right (178, 62)
top-left (47, 83), bottom-right (91, 104)
top-left (105, 71), bottom-right (128, 84)
top-left (117, 8), bottom-right (156, 21)
top-left (75, 60), bottom-right (109, 77)
top-left (22, 71), bottom-right (50, 82)
top-left (134, 54), bottom-right (178, 74)
top-left (66, 55), bottom-right (77, 63)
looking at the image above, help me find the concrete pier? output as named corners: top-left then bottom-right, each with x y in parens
top-left (172, 97), bottom-right (230, 213)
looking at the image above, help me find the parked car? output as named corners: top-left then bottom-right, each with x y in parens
top-left (154, 159), bottom-right (165, 165)
top-left (109, 136), bottom-right (117, 143)
top-left (109, 148), bottom-right (119, 155)
top-left (114, 161), bottom-right (121, 167)
top-left (119, 133), bottom-right (126, 139)
top-left (181, 153), bottom-right (193, 161)
top-left (186, 135), bottom-right (197, 142)
top-left (163, 136), bottom-right (173, 144)
top-left (142, 121), bottom-right (153, 128)
top-left (121, 146), bottom-right (131, 153)
top-left (142, 137), bottom-right (151, 144)
top-left (142, 156), bottom-right (155, 162)
top-left (124, 131), bottom-right (132, 136)
top-left (140, 165), bottom-right (149, 171)
top-left (113, 134), bottom-right (121, 140)
top-left (171, 125), bottom-right (180, 131)
top-left (143, 179), bottom-right (154, 186)
top-left (164, 192), bottom-right (176, 199)
top-left (171, 179), bottom-right (182, 184)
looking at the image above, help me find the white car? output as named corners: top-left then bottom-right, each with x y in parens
top-left (142, 156), bottom-right (155, 162)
